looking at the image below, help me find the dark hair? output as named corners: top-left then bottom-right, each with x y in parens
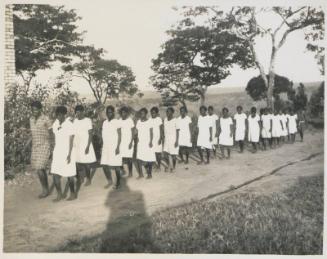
top-left (55, 106), bottom-right (67, 116)
top-left (119, 106), bottom-right (129, 114)
top-left (106, 105), bottom-right (115, 113)
top-left (75, 105), bottom-right (84, 113)
top-left (167, 107), bottom-right (174, 113)
top-left (251, 107), bottom-right (257, 113)
top-left (150, 106), bottom-right (159, 113)
top-left (31, 100), bottom-right (42, 110)
top-left (180, 106), bottom-right (188, 112)
top-left (140, 108), bottom-right (148, 114)
top-left (236, 105), bottom-right (242, 110)
top-left (199, 105), bottom-right (207, 111)
top-left (222, 107), bottom-right (229, 113)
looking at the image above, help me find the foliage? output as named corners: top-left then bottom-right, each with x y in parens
top-left (152, 24), bottom-right (253, 104)
top-left (179, 6), bottom-right (324, 108)
top-left (13, 4), bottom-right (85, 89)
top-left (308, 82), bottom-right (324, 117)
top-left (63, 47), bottom-right (138, 104)
top-left (151, 62), bottom-right (200, 107)
top-left (292, 83), bottom-right (308, 112)
top-left (4, 83), bottom-right (85, 178)
top-left (58, 174), bottom-right (323, 254)
top-left (246, 74), bottom-right (293, 101)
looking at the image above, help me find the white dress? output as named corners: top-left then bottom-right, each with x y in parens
top-left (233, 113), bottom-right (247, 141)
top-left (261, 114), bottom-right (272, 138)
top-left (149, 117), bottom-right (163, 153)
top-left (248, 114), bottom-right (260, 143)
top-left (51, 118), bottom-right (76, 177)
top-left (136, 119), bottom-right (156, 162)
top-left (219, 117), bottom-right (234, 146)
top-left (120, 118), bottom-right (134, 158)
top-left (101, 119), bottom-right (122, 167)
top-left (208, 114), bottom-right (219, 145)
top-left (163, 118), bottom-right (179, 155)
top-left (280, 114), bottom-right (288, 136)
top-left (272, 115), bottom-right (282, 138)
top-left (72, 118), bottom-right (96, 164)
top-left (197, 115), bottom-right (213, 149)
top-left (288, 114), bottom-right (298, 134)
top-left (177, 116), bottom-right (192, 147)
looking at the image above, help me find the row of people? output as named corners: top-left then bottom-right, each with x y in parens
top-left (27, 101), bottom-right (304, 202)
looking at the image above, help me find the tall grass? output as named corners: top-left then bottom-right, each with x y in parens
top-left (57, 174), bottom-right (323, 254)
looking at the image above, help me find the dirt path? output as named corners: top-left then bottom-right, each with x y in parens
top-left (4, 130), bottom-right (324, 252)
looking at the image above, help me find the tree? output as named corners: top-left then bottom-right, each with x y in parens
top-left (63, 47), bottom-right (138, 105)
top-left (246, 74), bottom-right (293, 101)
top-left (152, 24), bottom-right (253, 105)
top-left (13, 4), bottom-right (85, 92)
top-left (292, 83), bottom-right (308, 111)
top-left (308, 82), bottom-right (324, 117)
top-left (180, 6), bottom-right (324, 109)
top-left (151, 62), bottom-right (200, 108)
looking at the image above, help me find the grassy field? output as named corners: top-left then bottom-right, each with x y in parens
top-left (57, 174), bottom-right (323, 254)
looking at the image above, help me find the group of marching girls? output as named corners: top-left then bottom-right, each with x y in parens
top-left (27, 100), bottom-right (305, 202)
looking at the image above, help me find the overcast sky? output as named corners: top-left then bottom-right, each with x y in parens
top-left (33, 1), bottom-right (324, 95)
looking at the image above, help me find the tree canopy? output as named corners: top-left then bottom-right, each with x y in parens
top-left (13, 4), bottom-right (85, 88)
top-left (152, 25), bottom-right (253, 105)
top-left (63, 47), bottom-right (138, 105)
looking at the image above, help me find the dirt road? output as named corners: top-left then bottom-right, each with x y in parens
top-left (3, 130), bottom-right (324, 252)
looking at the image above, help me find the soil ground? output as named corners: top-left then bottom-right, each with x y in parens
top-left (3, 130), bottom-right (324, 252)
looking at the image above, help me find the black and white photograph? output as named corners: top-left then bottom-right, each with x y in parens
top-left (1, 0), bottom-right (325, 255)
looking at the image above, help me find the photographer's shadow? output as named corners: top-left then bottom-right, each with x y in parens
top-left (99, 177), bottom-right (156, 253)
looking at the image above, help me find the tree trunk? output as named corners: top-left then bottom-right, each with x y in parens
top-left (267, 44), bottom-right (277, 111)
top-left (199, 88), bottom-right (206, 107)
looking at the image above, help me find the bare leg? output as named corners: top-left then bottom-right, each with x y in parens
top-left (52, 174), bottom-right (63, 202)
top-left (113, 168), bottom-right (121, 188)
top-left (103, 166), bottom-right (113, 188)
top-left (197, 147), bottom-right (204, 164)
top-left (136, 160), bottom-right (144, 179)
top-left (205, 149), bottom-right (210, 164)
top-left (67, 177), bottom-right (77, 200)
top-left (84, 164), bottom-right (92, 186)
top-left (220, 145), bottom-right (225, 158)
top-left (145, 162), bottom-right (153, 179)
top-left (37, 169), bottom-right (49, 198)
top-left (227, 147), bottom-right (231, 159)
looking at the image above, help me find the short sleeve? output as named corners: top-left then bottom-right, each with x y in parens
top-left (129, 118), bottom-right (134, 128)
top-left (187, 116), bottom-right (192, 124)
top-left (51, 120), bottom-right (58, 130)
top-left (229, 118), bottom-right (233, 125)
top-left (86, 118), bottom-right (93, 130)
top-left (157, 118), bottom-right (163, 126)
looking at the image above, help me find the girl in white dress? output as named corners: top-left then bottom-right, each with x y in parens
top-left (247, 107), bottom-right (261, 153)
top-left (101, 106), bottom-right (122, 189)
top-left (119, 106), bottom-right (135, 177)
top-left (219, 107), bottom-right (234, 159)
top-left (163, 107), bottom-right (179, 172)
top-left (177, 106), bottom-right (192, 164)
top-left (260, 108), bottom-right (272, 150)
top-left (51, 106), bottom-right (77, 202)
top-left (288, 108), bottom-right (298, 143)
top-left (136, 108), bottom-right (156, 179)
top-left (233, 105), bottom-right (247, 153)
top-left (150, 107), bottom-right (164, 170)
top-left (197, 106), bottom-right (213, 164)
top-left (73, 105), bottom-right (97, 188)
top-left (271, 110), bottom-right (284, 147)
top-left (208, 106), bottom-right (219, 157)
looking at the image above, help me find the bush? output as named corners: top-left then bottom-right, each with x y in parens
top-left (4, 84), bottom-right (86, 179)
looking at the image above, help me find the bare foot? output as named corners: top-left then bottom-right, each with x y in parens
top-left (53, 195), bottom-right (63, 202)
top-left (104, 182), bottom-right (113, 189)
top-left (38, 190), bottom-right (49, 199)
top-left (146, 175), bottom-right (152, 179)
top-left (136, 175), bottom-right (144, 180)
top-left (197, 161), bottom-right (204, 165)
top-left (66, 193), bottom-right (77, 201)
top-left (84, 180), bottom-right (91, 186)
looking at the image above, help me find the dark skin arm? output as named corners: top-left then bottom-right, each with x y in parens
top-left (175, 129), bottom-right (180, 147)
top-left (159, 124), bottom-right (164, 145)
top-left (67, 135), bottom-right (74, 163)
top-left (230, 120), bottom-right (234, 138)
top-left (85, 129), bottom-right (93, 154)
top-left (115, 128), bottom-right (122, 155)
top-left (209, 126), bottom-right (213, 142)
top-left (129, 127), bottom-right (135, 149)
top-left (149, 128), bottom-right (153, 148)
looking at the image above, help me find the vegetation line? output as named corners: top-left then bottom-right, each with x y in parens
top-left (200, 152), bottom-right (323, 202)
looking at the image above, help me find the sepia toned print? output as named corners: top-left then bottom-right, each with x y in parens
top-left (3, 2), bottom-right (324, 254)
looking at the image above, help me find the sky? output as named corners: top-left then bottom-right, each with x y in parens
top-left (33, 1), bottom-right (324, 95)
